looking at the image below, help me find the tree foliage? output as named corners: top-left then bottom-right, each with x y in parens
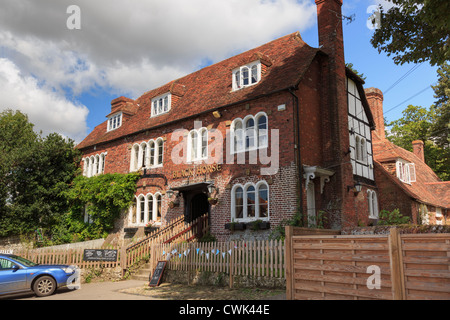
top-left (0, 110), bottom-right (82, 237)
top-left (54, 173), bottom-right (140, 244)
top-left (429, 62), bottom-right (450, 149)
top-left (387, 105), bottom-right (449, 181)
top-left (371, 0), bottom-right (450, 66)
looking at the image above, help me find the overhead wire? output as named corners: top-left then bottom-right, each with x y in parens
top-left (383, 62), bottom-right (424, 95)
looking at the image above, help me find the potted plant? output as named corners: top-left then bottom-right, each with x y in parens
top-left (168, 199), bottom-right (180, 208)
top-left (144, 221), bottom-right (158, 234)
top-left (225, 219), bottom-right (246, 231)
top-left (208, 197), bottom-right (218, 205)
top-left (248, 219), bottom-right (271, 231)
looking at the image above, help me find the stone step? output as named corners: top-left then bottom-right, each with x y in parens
top-left (131, 273), bottom-right (150, 281)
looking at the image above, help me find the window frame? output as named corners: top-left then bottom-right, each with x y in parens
top-left (231, 181), bottom-right (269, 222)
top-left (83, 152), bottom-right (107, 177)
top-left (396, 160), bottom-right (416, 184)
top-left (151, 93), bottom-right (172, 117)
top-left (129, 193), bottom-right (163, 227)
top-left (130, 138), bottom-right (164, 171)
top-left (230, 112), bottom-right (268, 154)
top-left (367, 189), bottom-right (379, 219)
top-left (107, 112), bottom-right (122, 132)
top-left (232, 61), bottom-right (261, 91)
top-left (187, 128), bottom-right (208, 162)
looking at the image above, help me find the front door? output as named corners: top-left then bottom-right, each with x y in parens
top-left (190, 193), bottom-right (209, 222)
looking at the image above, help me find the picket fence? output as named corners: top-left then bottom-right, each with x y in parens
top-left (13, 246), bottom-right (122, 269)
top-left (9, 239), bottom-right (286, 281)
top-left (148, 239), bottom-right (286, 279)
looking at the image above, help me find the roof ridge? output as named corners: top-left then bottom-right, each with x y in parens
top-left (137, 32), bottom-right (306, 101)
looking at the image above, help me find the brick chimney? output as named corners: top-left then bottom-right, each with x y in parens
top-left (412, 140), bottom-right (425, 162)
top-left (365, 88), bottom-right (385, 140)
top-left (315, 0), bottom-right (354, 228)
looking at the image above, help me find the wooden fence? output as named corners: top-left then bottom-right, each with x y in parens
top-left (125, 213), bottom-right (209, 268)
top-left (285, 227), bottom-right (450, 300)
top-left (13, 246), bottom-right (122, 269)
top-left (148, 239), bottom-right (286, 279)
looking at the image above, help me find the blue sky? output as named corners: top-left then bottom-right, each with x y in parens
top-left (0, 0), bottom-right (439, 143)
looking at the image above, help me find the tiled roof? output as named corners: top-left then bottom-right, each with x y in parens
top-left (77, 32), bottom-right (320, 150)
top-left (373, 137), bottom-right (449, 209)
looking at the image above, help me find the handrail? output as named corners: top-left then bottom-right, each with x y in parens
top-left (126, 215), bottom-right (185, 252)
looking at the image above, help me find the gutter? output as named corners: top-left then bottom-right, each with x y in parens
top-left (288, 86), bottom-right (304, 218)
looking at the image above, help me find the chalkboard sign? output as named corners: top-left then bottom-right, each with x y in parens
top-left (149, 261), bottom-right (167, 287)
top-left (83, 249), bottom-right (118, 262)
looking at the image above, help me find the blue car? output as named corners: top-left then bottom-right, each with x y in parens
top-left (0, 254), bottom-right (77, 297)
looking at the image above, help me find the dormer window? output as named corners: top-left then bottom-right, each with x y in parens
top-left (107, 112), bottom-right (122, 132)
top-left (151, 93), bottom-right (171, 117)
top-left (396, 160), bottom-right (416, 184)
top-left (232, 61), bottom-right (261, 91)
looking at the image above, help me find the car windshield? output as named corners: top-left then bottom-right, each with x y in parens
top-left (10, 255), bottom-right (38, 267)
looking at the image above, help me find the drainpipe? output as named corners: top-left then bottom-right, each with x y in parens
top-left (288, 86), bottom-right (304, 221)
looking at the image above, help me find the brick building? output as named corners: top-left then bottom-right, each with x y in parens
top-left (366, 88), bottom-right (450, 225)
top-left (77, 0), bottom-right (381, 241)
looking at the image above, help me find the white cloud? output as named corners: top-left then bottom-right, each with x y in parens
top-left (0, 58), bottom-right (89, 143)
top-left (0, 0), bottom-right (316, 139)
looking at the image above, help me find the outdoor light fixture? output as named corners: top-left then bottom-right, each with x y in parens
top-left (207, 183), bottom-right (216, 195)
top-left (348, 182), bottom-right (362, 195)
top-left (212, 111), bottom-right (222, 118)
top-left (166, 188), bottom-right (174, 198)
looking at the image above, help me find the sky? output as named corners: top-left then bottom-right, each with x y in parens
top-left (0, 0), bottom-right (440, 144)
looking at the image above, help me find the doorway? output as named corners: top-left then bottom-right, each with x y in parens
top-left (189, 192), bottom-right (209, 222)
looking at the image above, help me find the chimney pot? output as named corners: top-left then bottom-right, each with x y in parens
top-left (412, 140), bottom-right (425, 162)
top-left (365, 87), bottom-right (385, 140)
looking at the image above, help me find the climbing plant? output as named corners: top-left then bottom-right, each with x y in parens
top-left (52, 172), bottom-right (140, 245)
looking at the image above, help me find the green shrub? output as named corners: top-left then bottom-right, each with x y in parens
top-left (377, 209), bottom-right (410, 225)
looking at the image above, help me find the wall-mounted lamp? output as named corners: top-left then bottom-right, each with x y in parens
top-left (207, 183), bottom-right (216, 195)
top-left (212, 111), bottom-right (222, 118)
top-left (166, 188), bottom-right (175, 198)
top-left (347, 182), bottom-right (362, 195)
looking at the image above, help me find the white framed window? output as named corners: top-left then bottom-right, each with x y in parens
top-left (231, 181), bottom-right (269, 222)
top-left (187, 128), bottom-right (208, 162)
top-left (435, 208), bottom-right (443, 225)
top-left (396, 160), bottom-right (416, 184)
top-left (130, 138), bottom-right (164, 171)
top-left (107, 112), bottom-right (122, 132)
top-left (232, 61), bottom-right (261, 91)
top-left (129, 193), bottom-right (163, 227)
top-left (83, 204), bottom-right (93, 224)
top-left (83, 152), bottom-right (107, 177)
top-left (151, 93), bottom-right (171, 117)
top-left (231, 112), bottom-right (268, 154)
top-left (355, 135), bottom-right (367, 163)
top-left (367, 189), bottom-right (379, 219)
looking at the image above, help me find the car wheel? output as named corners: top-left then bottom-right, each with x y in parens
top-left (33, 276), bottom-right (56, 297)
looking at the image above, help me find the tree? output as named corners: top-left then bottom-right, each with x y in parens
top-left (387, 105), bottom-right (449, 180)
top-left (371, 0), bottom-right (450, 66)
top-left (429, 62), bottom-right (450, 149)
top-left (0, 109), bottom-right (81, 237)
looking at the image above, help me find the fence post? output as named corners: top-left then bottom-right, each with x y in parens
top-left (285, 226), bottom-right (293, 300)
top-left (229, 242), bottom-right (234, 289)
top-left (388, 228), bottom-right (406, 300)
top-left (120, 246), bottom-right (127, 278)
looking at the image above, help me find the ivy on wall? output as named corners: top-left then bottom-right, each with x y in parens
top-left (51, 172), bottom-right (140, 245)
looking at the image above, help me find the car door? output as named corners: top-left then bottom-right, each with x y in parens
top-left (0, 258), bottom-right (28, 294)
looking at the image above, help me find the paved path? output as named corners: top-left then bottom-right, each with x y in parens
top-left (2, 280), bottom-right (151, 300)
